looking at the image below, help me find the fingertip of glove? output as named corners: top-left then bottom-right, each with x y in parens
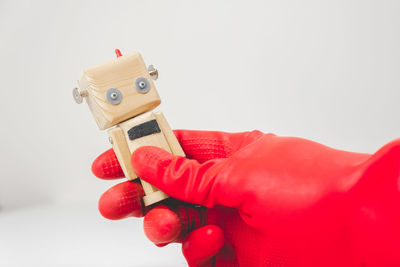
top-left (98, 181), bottom-right (144, 220)
top-left (131, 146), bottom-right (174, 178)
top-left (182, 225), bottom-right (225, 264)
top-left (91, 158), bottom-right (103, 178)
top-left (98, 190), bottom-right (125, 220)
top-left (92, 149), bottom-right (124, 179)
top-left (143, 205), bottom-right (181, 244)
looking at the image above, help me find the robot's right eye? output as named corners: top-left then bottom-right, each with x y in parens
top-left (106, 88), bottom-right (122, 105)
top-left (134, 77), bottom-right (150, 94)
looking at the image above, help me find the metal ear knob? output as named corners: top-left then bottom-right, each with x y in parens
top-left (73, 87), bottom-right (88, 104)
top-left (148, 65), bottom-right (158, 80)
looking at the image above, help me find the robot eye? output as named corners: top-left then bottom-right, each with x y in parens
top-left (134, 77), bottom-right (150, 93)
top-left (106, 88), bottom-right (122, 104)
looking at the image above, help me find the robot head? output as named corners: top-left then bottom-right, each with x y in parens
top-left (73, 50), bottom-right (161, 130)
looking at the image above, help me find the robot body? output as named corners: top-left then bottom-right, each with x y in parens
top-left (109, 110), bottom-right (184, 206)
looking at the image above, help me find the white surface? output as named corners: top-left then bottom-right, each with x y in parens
top-left (0, 203), bottom-right (186, 267)
top-left (0, 0), bottom-right (399, 265)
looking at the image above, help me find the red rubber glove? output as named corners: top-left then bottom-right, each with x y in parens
top-left (92, 130), bottom-right (400, 267)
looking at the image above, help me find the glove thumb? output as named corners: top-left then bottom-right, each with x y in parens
top-left (131, 146), bottom-right (228, 207)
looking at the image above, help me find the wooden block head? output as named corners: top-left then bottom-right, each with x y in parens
top-left (77, 52), bottom-right (161, 130)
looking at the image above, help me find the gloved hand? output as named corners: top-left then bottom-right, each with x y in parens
top-left (92, 130), bottom-right (400, 267)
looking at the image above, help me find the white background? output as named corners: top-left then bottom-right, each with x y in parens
top-left (0, 0), bottom-right (399, 266)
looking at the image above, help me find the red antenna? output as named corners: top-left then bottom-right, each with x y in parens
top-left (115, 49), bottom-right (122, 57)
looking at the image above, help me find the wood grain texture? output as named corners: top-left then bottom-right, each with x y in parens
top-left (108, 127), bottom-right (138, 180)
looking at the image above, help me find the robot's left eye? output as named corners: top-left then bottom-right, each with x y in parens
top-left (135, 77), bottom-right (150, 93)
top-left (106, 88), bottom-right (122, 104)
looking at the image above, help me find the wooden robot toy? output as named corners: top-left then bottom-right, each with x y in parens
top-left (73, 49), bottom-right (185, 206)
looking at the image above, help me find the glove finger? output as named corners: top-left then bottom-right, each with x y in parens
top-left (143, 201), bottom-right (207, 245)
top-left (131, 146), bottom-right (228, 208)
top-left (91, 131), bottom-right (264, 178)
top-left (174, 129), bottom-right (264, 163)
top-left (92, 148), bottom-right (125, 180)
top-left (98, 180), bottom-right (144, 219)
top-left (182, 225), bottom-right (224, 267)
